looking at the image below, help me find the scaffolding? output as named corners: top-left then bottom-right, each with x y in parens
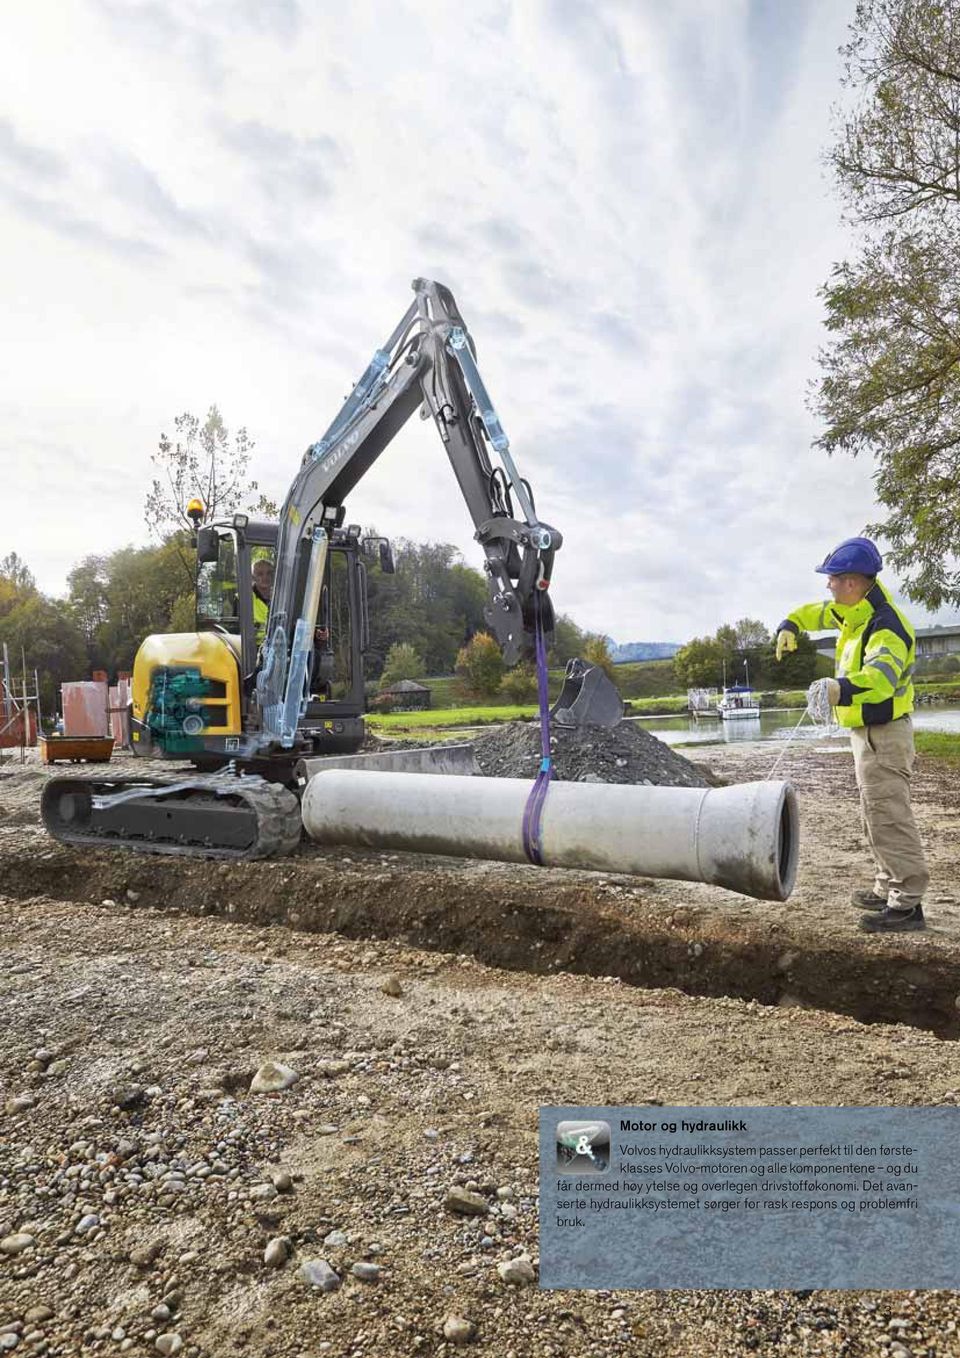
top-left (1, 642), bottom-right (41, 763)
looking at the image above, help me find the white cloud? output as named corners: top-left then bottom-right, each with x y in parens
top-left (1, 0), bottom-right (952, 645)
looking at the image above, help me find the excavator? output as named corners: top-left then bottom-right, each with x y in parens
top-left (41, 278), bottom-right (622, 860)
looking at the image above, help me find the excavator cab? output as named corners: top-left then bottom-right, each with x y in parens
top-left (129, 515), bottom-right (382, 768)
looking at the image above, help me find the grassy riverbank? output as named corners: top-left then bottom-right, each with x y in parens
top-left (368, 673), bottom-right (960, 734)
top-left (915, 731), bottom-right (960, 761)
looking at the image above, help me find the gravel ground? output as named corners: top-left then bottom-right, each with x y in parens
top-left (3, 896), bottom-right (960, 1358)
top-left (2, 737), bottom-right (960, 1355)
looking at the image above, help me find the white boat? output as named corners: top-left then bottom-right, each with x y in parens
top-left (717, 684), bottom-right (761, 720)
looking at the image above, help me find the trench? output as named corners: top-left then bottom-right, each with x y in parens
top-left (3, 842), bottom-right (958, 1038)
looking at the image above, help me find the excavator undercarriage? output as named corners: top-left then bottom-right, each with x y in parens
top-left (41, 773), bottom-right (303, 860)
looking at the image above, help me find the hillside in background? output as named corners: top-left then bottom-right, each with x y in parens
top-left (609, 640), bottom-right (680, 662)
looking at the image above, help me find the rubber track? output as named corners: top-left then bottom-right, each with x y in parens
top-left (41, 773), bottom-right (303, 861)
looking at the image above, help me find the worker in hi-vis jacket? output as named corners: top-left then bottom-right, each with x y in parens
top-left (252, 557), bottom-right (274, 646)
top-left (776, 536), bottom-right (929, 933)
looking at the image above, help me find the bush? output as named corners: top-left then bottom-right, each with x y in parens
top-left (380, 642), bottom-right (426, 689)
top-left (455, 632), bottom-right (505, 699)
top-left (500, 664), bottom-right (538, 703)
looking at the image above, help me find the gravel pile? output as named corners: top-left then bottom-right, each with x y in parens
top-left (473, 720), bottom-right (712, 788)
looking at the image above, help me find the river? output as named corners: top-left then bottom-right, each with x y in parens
top-left (633, 704), bottom-right (960, 747)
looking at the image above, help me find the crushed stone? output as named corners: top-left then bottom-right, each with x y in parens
top-left (473, 720), bottom-right (714, 788)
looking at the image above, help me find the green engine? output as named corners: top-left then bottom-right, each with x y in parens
top-left (145, 667), bottom-right (222, 755)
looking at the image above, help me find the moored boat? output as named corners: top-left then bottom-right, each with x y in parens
top-left (717, 684), bottom-right (761, 719)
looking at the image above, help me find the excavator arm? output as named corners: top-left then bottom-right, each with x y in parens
top-left (255, 278), bottom-right (562, 748)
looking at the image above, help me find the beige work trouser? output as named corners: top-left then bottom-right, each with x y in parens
top-left (849, 715), bottom-right (929, 909)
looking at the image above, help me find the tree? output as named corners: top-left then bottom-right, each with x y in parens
top-left (673, 636), bottom-right (727, 688)
top-left (771, 632), bottom-right (820, 687)
top-left (66, 538), bottom-right (197, 673)
top-left (812, 0), bottom-right (960, 608)
top-left (380, 642), bottom-right (426, 689)
top-left (0, 552), bottom-right (36, 594)
top-left (362, 539), bottom-right (488, 678)
top-left (714, 623), bottom-right (739, 670)
top-left (66, 556), bottom-right (109, 642)
top-left (828, 1), bottom-right (960, 225)
top-left (674, 618), bottom-right (781, 688)
top-left (455, 632), bottom-right (505, 700)
top-left (733, 618), bottom-right (770, 650)
top-left (0, 594), bottom-right (87, 714)
top-left (144, 405), bottom-right (277, 538)
top-left (551, 612), bottom-right (587, 666)
top-left (168, 592), bottom-right (197, 633)
top-left (582, 633), bottom-right (615, 679)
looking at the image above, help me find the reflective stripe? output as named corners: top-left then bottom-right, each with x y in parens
top-left (868, 646), bottom-right (906, 677)
top-left (865, 659), bottom-right (898, 686)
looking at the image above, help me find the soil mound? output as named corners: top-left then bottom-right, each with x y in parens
top-left (473, 720), bottom-right (712, 787)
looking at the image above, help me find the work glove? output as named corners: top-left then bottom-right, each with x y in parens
top-left (775, 629), bottom-right (797, 662)
top-left (806, 677), bottom-right (841, 724)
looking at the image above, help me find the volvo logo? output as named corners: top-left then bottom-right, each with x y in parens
top-left (324, 425), bottom-right (362, 470)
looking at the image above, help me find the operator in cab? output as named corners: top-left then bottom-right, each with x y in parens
top-left (252, 558), bottom-right (274, 645)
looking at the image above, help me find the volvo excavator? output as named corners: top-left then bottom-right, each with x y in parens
top-left (41, 278), bottom-right (622, 860)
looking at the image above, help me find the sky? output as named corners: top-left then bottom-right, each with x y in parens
top-left (2, 0), bottom-right (952, 645)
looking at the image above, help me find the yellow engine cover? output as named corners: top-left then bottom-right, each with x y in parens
top-left (132, 632), bottom-right (243, 735)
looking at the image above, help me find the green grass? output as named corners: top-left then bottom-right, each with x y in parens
top-left (419, 675), bottom-right (466, 708)
top-left (914, 731), bottom-right (960, 761)
top-left (915, 682), bottom-right (960, 701)
top-left (623, 695), bottom-right (692, 715)
top-left (367, 704), bottom-right (537, 731)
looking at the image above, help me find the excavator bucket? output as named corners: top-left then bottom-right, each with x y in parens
top-left (549, 658), bottom-right (624, 729)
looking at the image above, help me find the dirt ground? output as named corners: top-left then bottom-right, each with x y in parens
top-left (2, 738), bottom-right (960, 1357)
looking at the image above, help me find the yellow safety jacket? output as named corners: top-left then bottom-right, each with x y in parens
top-left (252, 590), bottom-right (269, 645)
top-left (778, 580), bottom-right (916, 729)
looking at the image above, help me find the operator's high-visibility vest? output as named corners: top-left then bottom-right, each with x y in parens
top-left (778, 580), bottom-right (916, 728)
top-left (253, 590), bottom-right (269, 644)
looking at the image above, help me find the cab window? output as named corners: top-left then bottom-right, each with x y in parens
top-left (250, 552), bottom-right (276, 645)
top-left (197, 535), bottom-right (239, 629)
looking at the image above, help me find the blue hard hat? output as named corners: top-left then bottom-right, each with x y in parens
top-left (815, 536), bottom-right (882, 576)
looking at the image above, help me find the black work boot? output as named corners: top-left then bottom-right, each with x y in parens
top-left (850, 889), bottom-right (888, 911)
top-left (858, 905), bottom-right (925, 933)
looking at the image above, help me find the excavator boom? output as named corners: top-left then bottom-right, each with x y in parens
top-left (255, 278), bottom-right (562, 750)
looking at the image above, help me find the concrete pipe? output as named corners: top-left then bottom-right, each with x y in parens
top-left (301, 771), bottom-right (799, 902)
